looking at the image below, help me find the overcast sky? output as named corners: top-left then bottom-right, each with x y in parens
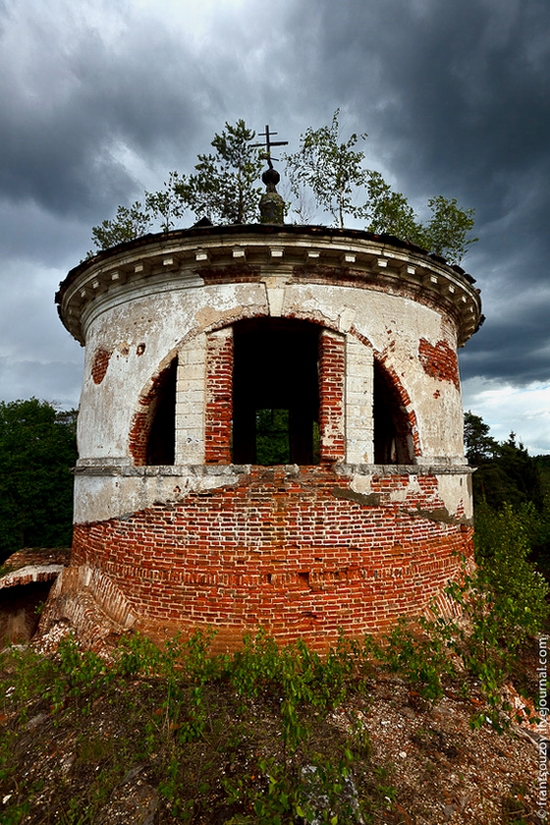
top-left (1, 0), bottom-right (549, 452)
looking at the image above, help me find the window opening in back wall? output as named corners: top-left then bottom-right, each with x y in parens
top-left (232, 318), bottom-right (320, 465)
top-left (146, 357), bottom-right (177, 465)
top-left (373, 358), bottom-right (413, 464)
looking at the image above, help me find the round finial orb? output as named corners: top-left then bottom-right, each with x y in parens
top-left (262, 167), bottom-right (280, 188)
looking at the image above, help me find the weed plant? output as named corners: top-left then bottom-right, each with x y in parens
top-left (0, 630), bottom-right (388, 823)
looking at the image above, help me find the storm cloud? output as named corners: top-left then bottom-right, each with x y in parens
top-left (1, 0), bottom-right (549, 449)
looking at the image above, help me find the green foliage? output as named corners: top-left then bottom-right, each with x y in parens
top-left (363, 170), bottom-right (419, 240)
top-left (88, 175), bottom-right (187, 254)
top-left (460, 410), bottom-right (550, 724)
top-left (88, 113), bottom-right (477, 264)
top-left (0, 644), bottom-right (56, 722)
top-left (0, 630), bottom-right (387, 823)
top-left (88, 201), bottom-right (152, 254)
top-left (255, 408), bottom-right (290, 465)
top-left (145, 170), bottom-right (187, 232)
top-left (444, 504), bottom-right (549, 729)
top-left (114, 628), bottom-right (163, 676)
top-left (474, 502), bottom-right (549, 639)
top-left (88, 121), bottom-right (263, 251)
top-left (535, 454), bottom-right (550, 494)
top-left (380, 615), bottom-right (457, 702)
top-left (0, 600), bottom-right (542, 822)
top-left (495, 434), bottom-right (545, 510)
top-left (48, 635), bottom-right (115, 715)
top-left (0, 399), bottom-right (77, 562)
top-left (464, 410), bottom-right (498, 465)
top-left (465, 412), bottom-right (545, 511)
top-left (285, 110), bottom-right (477, 263)
top-left (224, 751), bottom-right (365, 825)
top-left (361, 175), bottom-right (477, 263)
top-left (176, 119), bottom-right (263, 225)
top-left (285, 108), bottom-right (368, 228)
top-left (364, 497), bottom-right (549, 730)
top-left (0, 799), bottom-right (31, 824)
top-left (229, 629), bottom-right (356, 718)
top-left (253, 409), bottom-right (320, 466)
top-left (116, 631), bottom-right (216, 746)
top-left (417, 195), bottom-right (478, 263)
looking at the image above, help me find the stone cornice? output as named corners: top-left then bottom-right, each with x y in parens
top-left (73, 462), bottom-right (475, 477)
top-left (57, 224), bottom-right (482, 347)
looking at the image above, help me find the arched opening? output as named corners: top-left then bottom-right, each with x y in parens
top-left (0, 581), bottom-right (55, 644)
top-left (146, 357), bottom-right (177, 465)
top-left (232, 318), bottom-right (320, 464)
top-left (373, 359), bottom-right (414, 464)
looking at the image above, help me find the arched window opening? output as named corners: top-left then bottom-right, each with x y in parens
top-left (0, 581), bottom-right (56, 644)
top-left (146, 357), bottom-right (177, 465)
top-left (232, 319), bottom-right (320, 464)
top-left (373, 360), bottom-right (413, 464)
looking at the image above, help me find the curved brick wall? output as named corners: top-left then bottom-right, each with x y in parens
top-left (55, 226), bottom-right (482, 650)
top-left (71, 466), bottom-right (473, 649)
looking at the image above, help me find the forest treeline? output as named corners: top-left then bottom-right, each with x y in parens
top-left (464, 410), bottom-right (550, 574)
top-left (0, 399), bottom-right (77, 564)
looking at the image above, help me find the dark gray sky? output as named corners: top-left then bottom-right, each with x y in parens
top-left (1, 0), bottom-right (549, 451)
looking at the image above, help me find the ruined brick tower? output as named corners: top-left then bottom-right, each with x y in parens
top-left (48, 171), bottom-right (482, 650)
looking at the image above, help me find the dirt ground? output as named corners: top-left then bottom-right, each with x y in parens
top-left (0, 623), bottom-right (547, 825)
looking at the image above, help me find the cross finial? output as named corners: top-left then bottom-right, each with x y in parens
top-left (252, 125), bottom-right (288, 167)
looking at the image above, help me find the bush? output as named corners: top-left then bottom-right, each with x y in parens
top-left (474, 502), bottom-right (549, 641)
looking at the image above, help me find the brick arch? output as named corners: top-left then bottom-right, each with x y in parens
top-left (348, 325), bottom-right (420, 461)
top-left (127, 305), bottom-right (345, 469)
top-left (199, 314), bottom-right (347, 466)
top-left (128, 348), bottom-right (179, 466)
top-left (170, 299), bottom-right (345, 349)
top-left (0, 565), bottom-right (64, 590)
top-left (129, 312), bottom-right (421, 469)
top-left (202, 312), bottom-right (342, 339)
top-left (372, 351), bottom-right (421, 461)
top-left (171, 309), bottom-right (345, 463)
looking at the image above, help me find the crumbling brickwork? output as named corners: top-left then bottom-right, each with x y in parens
top-left (71, 466), bottom-right (473, 650)
top-left (419, 338), bottom-right (460, 390)
top-left (91, 347), bottom-right (112, 385)
top-left (129, 360), bottom-right (176, 465)
top-left (318, 329), bottom-right (346, 461)
top-left (55, 224), bottom-right (482, 649)
top-left (204, 328), bottom-right (233, 464)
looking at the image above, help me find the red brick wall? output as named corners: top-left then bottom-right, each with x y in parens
top-left (204, 329), bottom-right (233, 463)
top-left (376, 348), bottom-right (421, 459)
top-left (72, 467), bottom-right (473, 650)
top-left (318, 329), bottom-right (346, 462)
top-left (91, 347), bottom-right (112, 385)
top-left (203, 323), bottom-right (348, 466)
top-left (419, 338), bottom-right (460, 390)
top-left (129, 362), bottom-right (175, 466)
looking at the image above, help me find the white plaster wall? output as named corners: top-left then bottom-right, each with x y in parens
top-left (73, 467), bottom-right (242, 524)
top-left (77, 282), bottom-right (267, 460)
top-left (76, 276), bottom-right (465, 465)
top-left (281, 282), bottom-right (465, 461)
top-left (345, 336), bottom-right (374, 464)
top-left (74, 466), bottom-right (472, 525)
top-left (349, 469), bottom-right (472, 521)
top-left (175, 334), bottom-right (206, 464)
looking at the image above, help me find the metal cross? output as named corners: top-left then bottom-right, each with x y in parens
top-left (252, 125), bottom-right (288, 164)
